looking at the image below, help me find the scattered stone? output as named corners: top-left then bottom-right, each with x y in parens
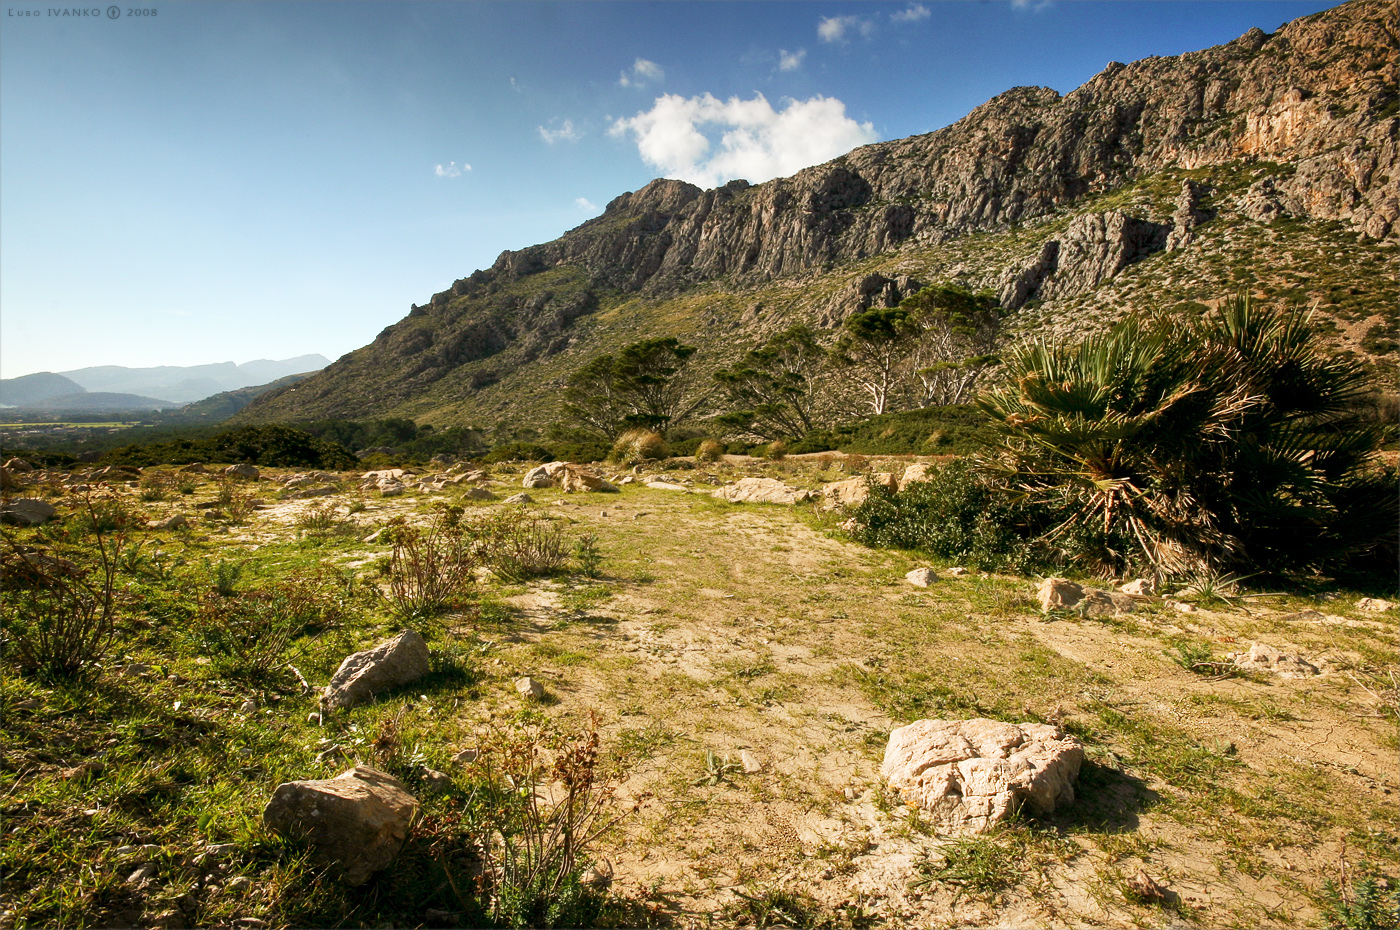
top-left (713, 477), bottom-right (817, 505)
top-left (378, 483), bottom-right (405, 498)
top-left (502, 493), bottom-right (533, 505)
top-left (223, 464), bottom-right (260, 480)
top-left (1036, 578), bottom-right (1134, 616)
top-left (322, 631), bottom-right (431, 712)
top-left (262, 766), bottom-right (418, 886)
top-left (315, 747), bottom-right (345, 765)
top-left (523, 461), bottom-right (618, 492)
top-left (1165, 599), bottom-right (1197, 613)
top-left (125, 863), bottom-right (157, 886)
top-left (632, 512), bottom-right (649, 520)
top-left (905, 568), bottom-right (937, 588)
top-left (1125, 869), bottom-right (1175, 904)
top-left (3, 458), bottom-right (34, 472)
top-left (204, 843), bottom-right (239, 858)
top-left (740, 750), bottom-right (763, 774)
top-left (899, 462), bottom-right (935, 490)
top-left (121, 662), bottom-right (152, 677)
top-left (224, 877), bottom-right (253, 893)
top-left (420, 768), bottom-right (452, 794)
top-left (238, 699), bottom-right (257, 714)
top-left (233, 917), bottom-right (267, 929)
top-left (1118, 579), bottom-right (1153, 597)
top-left (838, 517), bottom-right (859, 533)
top-left (644, 480), bottom-right (691, 492)
top-left (515, 677), bottom-right (545, 700)
top-left (881, 718), bottom-right (1083, 834)
top-left (582, 858), bottom-right (614, 890)
top-left (1357, 598), bottom-right (1395, 613)
top-left (947, 567), bottom-right (969, 577)
top-left (1229, 642), bottom-right (1320, 678)
top-left (179, 463), bottom-right (207, 474)
top-left (148, 514), bottom-right (188, 531)
top-left (290, 486), bottom-right (337, 499)
top-left (463, 487), bottom-right (497, 501)
top-left (0, 499), bottom-right (57, 526)
top-left (115, 844), bottom-right (162, 860)
top-left (451, 748), bottom-right (479, 766)
top-left (820, 473), bottom-right (896, 510)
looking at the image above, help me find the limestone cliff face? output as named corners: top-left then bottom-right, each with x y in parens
top-left (453, 0), bottom-right (1394, 302)
top-left (241, 0), bottom-right (1396, 425)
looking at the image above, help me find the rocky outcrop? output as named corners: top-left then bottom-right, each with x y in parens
top-left (882, 718), bottom-right (1083, 833)
top-left (999, 210), bottom-right (1170, 310)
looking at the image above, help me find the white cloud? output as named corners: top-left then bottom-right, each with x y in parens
top-left (619, 58), bottom-right (665, 88)
top-left (575, 197), bottom-right (598, 211)
top-left (509, 76), bottom-right (521, 93)
top-left (1011, 0), bottom-right (1054, 10)
top-left (778, 48), bottom-right (806, 71)
top-left (891, 4), bottom-right (930, 23)
top-left (818, 14), bottom-right (874, 43)
top-left (609, 92), bottom-right (878, 189)
top-left (538, 119), bottom-right (583, 144)
top-left (434, 161), bottom-right (471, 178)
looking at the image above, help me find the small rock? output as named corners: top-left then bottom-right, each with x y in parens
top-left (120, 662), bottom-right (152, 677)
top-left (233, 919), bottom-right (268, 929)
top-left (740, 750), bottom-right (763, 774)
top-left (204, 843), bottom-right (239, 858)
top-left (502, 493), bottom-right (533, 505)
top-left (238, 699), bottom-right (257, 714)
top-left (463, 487), bottom-right (496, 501)
top-left (843, 786), bottom-right (858, 800)
top-left (125, 863), bottom-right (157, 885)
top-left (882, 718), bottom-right (1083, 834)
top-left (115, 844), bottom-right (162, 860)
top-left (224, 876), bottom-right (253, 893)
top-left (1165, 599), bottom-right (1197, 613)
top-left (223, 464), bottom-right (260, 480)
top-left (1038, 578), bottom-right (1084, 611)
top-left (947, 567), bottom-right (969, 576)
top-left (1356, 597), bottom-right (1395, 613)
top-left (0, 499), bottom-right (57, 527)
top-left (421, 768), bottom-right (452, 793)
top-left (1230, 642), bottom-right (1320, 678)
top-left (515, 677), bottom-right (544, 700)
top-left (451, 748), bottom-right (479, 766)
top-left (262, 766), bottom-right (418, 886)
top-left (322, 631), bottom-right (431, 712)
top-left (1125, 869), bottom-right (1173, 904)
top-left (316, 747), bottom-right (346, 764)
top-left (149, 514), bottom-right (188, 531)
top-left (1118, 579), bottom-right (1153, 597)
top-left (905, 568), bottom-right (937, 588)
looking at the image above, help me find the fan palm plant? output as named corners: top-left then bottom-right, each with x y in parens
top-left (978, 294), bottom-right (1394, 578)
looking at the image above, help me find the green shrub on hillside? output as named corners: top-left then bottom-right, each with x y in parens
top-left (103, 425), bottom-right (357, 469)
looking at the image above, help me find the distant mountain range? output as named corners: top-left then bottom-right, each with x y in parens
top-left (0, 355), bottom-right (330, 411)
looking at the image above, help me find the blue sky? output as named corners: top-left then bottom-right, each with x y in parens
top-left (1, 0), bottom-right (1340, 379)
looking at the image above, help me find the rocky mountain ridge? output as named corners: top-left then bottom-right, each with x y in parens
top-left (240, 0), bottom-right (1397, 427)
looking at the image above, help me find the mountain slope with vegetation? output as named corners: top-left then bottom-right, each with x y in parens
top-left (237, 0), bottom-right (1396, 434)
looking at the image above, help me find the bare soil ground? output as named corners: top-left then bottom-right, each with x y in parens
top-left (5, 457), bottom-right (1396, 929)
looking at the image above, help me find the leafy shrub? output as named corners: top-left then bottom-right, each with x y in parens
top-left (695, 439), bottom-right (725, 463)
top-left (476, 511), bottom-right (570, 581)
top-left (852, 460), bottom-right (1050, 573)
top-left (104, 425), bottom-right (356, 469)
top-left (764, 439), bottom-right (788, 461)
top-left (668, 436), bottom-right (703, 457)
top-left (574, 533), bottom-right (604, 579)
top-left (482, 442), bottom-right (552, 464)
top-left (469, 714), bottom-right (631, 928)
top-left (1320, 859), bottom-right (1400, 930)
top-left (0, 494), bottom-right (131, 678)
top-left (193, 574), bottom-right (347, 679)
top-left (608, 429), bottom-right (668, 466)
top-left (383, 517), bottom-right (478, 621)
